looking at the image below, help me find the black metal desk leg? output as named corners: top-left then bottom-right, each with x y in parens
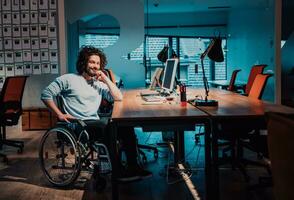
top-left (110, 122), bottom-right (119, 200)
top-left (211, 120), bottom-right (219, 200)
top-left (204, 121), bottom-right (212, 200)
top-left (174, 130), bottom-right (185, 163)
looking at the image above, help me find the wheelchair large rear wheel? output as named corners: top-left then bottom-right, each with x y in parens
top-left (39, 127), bottom-right (81, 187)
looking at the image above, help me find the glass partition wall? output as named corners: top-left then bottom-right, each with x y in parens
top-left (127, 36), bottom-right (227, 87)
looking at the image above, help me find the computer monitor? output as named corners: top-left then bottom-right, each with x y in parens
top-left (161, 58), bottom-right (179, 92)
top-left (150, 67), bottom-right (163, 90)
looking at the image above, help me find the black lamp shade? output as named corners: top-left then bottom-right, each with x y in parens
top-left (157, 45), bottom-right (169, 63)
top-left (157, 45), bottom-right (177, 63)
top-left (208, 37), bottom-right (224, 62)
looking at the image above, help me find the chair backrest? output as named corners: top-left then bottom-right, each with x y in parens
top-left (0, 76), bottom-right (28, 125)
top-left (245, 64), bottom-right (267, 95)
top-left (104, 69), bottom-right (116, 84)
top-left (227, 69), bottom-right (241, 91)
top-left (150, 67), bottom-right (163, 90)
top-left (248, 73), bottom-right (271, 99)
top-left (103, 68), bottom-right (124, 88)
top-left (100, 69), bottom-right (116, 116)
top-left (267, 112), bottom-right (294, 200)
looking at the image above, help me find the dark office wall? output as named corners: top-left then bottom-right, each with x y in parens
top-left (282, 0), bottom-right (294, 40)
top-left (226, 7), bottom-right (275, 102)
top-left (281, 0), bottom-right (294, 106)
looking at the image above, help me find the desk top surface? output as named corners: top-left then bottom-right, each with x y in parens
top-left (111, 89), bottom-right (208, 122)
top-left (208, 80), bottom-right (246, 87)
top-left (112, 88), bottom-right (294, 122)
top-left (193, 88), bottom-right (294, 118)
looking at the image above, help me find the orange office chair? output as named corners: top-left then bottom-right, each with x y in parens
top-left (104, 68), bottom-right (123, 88)
top-left (0, 76), bottom-right (28, 162)
top-left (227, 69), bottom-right (241, 92)
top-left (98, 68), bottom-right (124, 117)
top-left (243, 64), bottom-right (267, 95)
top-left (248, 74), bottom-right (272, 99)
top-left (102, 69), bottom-right (158, 163)
top-left (218, 73), bottom-right (272, 181)
top-left (104, 68), bottom-right (116, 83)
top-left (267, 112), bottom-right (294, 200)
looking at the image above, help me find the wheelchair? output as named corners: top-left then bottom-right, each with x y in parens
top-left (38, 119), bottom-right (112, 191)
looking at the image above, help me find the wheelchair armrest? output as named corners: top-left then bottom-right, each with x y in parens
top-left (76, 119), bottom-right (87, 128)
top-left (56, 118), bottom-right (87, 128)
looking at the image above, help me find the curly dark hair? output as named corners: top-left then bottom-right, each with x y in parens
top-left (76, 46), bottom-right (107, 74)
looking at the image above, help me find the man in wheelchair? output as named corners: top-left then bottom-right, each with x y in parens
top-left (41, 46), bottom-right (152, 182)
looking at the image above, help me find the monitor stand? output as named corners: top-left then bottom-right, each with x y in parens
top-left (158, 89), bottom-right (171, 97)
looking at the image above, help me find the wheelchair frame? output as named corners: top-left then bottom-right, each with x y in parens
top-left (39, 120), bottom-right (111, 189)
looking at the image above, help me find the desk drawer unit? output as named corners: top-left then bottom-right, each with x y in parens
top-left (22, 108), bottom-right (56, 130)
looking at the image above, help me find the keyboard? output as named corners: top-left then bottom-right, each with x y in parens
top-left (140, 90), bottom-right (160, 96)
top-left (141, 95), bottom-right (163, 102)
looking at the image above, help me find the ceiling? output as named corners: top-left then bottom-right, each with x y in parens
top-left (80, 0), bottom-right (273, 23)
top-left (142, 0), bottom-right (272, 13)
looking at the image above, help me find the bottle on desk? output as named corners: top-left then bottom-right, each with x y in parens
top-left (180, 83), bottom-right (187, 106)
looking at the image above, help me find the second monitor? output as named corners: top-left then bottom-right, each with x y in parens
top-left (161, 58), bottom-right (179, 93)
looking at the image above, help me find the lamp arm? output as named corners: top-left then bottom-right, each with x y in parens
top-left (199, 38), bottom-right (217, 101)
top-left (201, 58), bottom-right (209, 101)
top-left (200, 38), bottom-right (215, 60)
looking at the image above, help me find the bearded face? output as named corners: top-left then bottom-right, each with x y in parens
top-left (84, 55), bottom-right (101, 77)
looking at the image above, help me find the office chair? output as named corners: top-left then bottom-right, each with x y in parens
top-left (218, 74), bottom-right (272, 181)
top-left (267, 112), bottom-right (294, 200)
top-left (137, 133), bottom-right (159, 164)
top-left (247, 73), bottom-right (272, 99)
top-left (98, 69), bottom-right (116, 117)
top-left (0, 76), bottom-right (28, 162)
top-left (101, 68), bottom-right (158, 163)
top-left (227, 69), bottom-right (241, 92)
top-left (104, 68), bottom-right (116, 83)
top-left (104, 68), bottom-right (123, 88)
top-left (243, 64), bottom-right (267, 95)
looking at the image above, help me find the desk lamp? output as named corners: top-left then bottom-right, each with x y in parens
top-left (194, 36), bottom-right (224, 106)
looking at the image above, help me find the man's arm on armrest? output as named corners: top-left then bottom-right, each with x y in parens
top-left (42, 99), bottom-right (75, 123)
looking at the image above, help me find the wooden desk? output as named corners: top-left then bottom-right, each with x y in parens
top-left (208, 80), bottom-right (246, 90)
top-left (110, 89), bottom-right (211, 200)
top-left (110, 88), bottom-right (294, 200)
top-left (193, 88), bottom-right (294, 200)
